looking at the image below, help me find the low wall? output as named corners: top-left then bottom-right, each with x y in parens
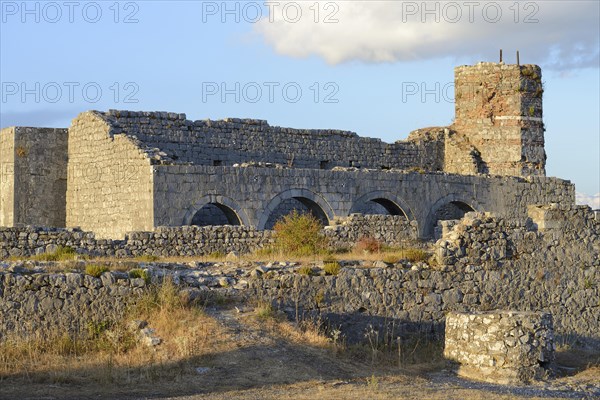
top-left (0, 270), bottom-right (145, 339)
top-left (0, 215), bottom-right (416, 259)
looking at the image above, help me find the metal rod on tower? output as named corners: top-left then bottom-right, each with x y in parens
top-left (500, 49), bottom-right (503, 62)
top-left (517, 51), bottom-right (520, 65)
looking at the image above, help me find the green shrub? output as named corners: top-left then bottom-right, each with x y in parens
top-left (354, 237), bottom-right (382, 254)
top-left (85, 264), bottom-right (109, 278)
top-left (255, 301), bottom-right (275, 319)
top-left (323, 259), bottom-right (341, 276)
top-left (129, 268), bottom-right (151, 284)
top-left (382, 255), bottom-right (399, 264)
top-left (297, 265), bottom-right (315, 276)
top-left (273, 210), bottom-right (327, 256)
top-left (398, 248), bottom-right (429, 263)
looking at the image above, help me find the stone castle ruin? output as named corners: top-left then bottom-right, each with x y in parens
top-left (0, 62), bottom-right (574, 239)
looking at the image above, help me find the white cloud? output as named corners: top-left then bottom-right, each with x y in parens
top-left (254, 1), bottom-right (599, 70)
top-left (576, 192), bottom-right (600, 209)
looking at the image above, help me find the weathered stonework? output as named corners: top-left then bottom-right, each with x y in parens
top-left (449, 63), bottom-right (546, 176)
top-left (444, 311), bottom-right (554, 384)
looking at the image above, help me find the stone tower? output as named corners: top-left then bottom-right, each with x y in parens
top-left (447, 62), bottom-right (546, 177)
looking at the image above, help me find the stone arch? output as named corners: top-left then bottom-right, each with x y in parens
top-left (422, 194), bottom-right (481, 238)
top-left (258, 189), bottom-right (335, 230)
top-left (349, 191), bottom-right (415, 220)
top-left (182, 195), bottom-right (250, 227)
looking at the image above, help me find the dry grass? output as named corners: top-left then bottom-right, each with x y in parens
top-left (0, 279), bottom-right (233, 391)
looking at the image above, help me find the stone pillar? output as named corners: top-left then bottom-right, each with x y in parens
top-left (444, 310), bottom-right (555, 384)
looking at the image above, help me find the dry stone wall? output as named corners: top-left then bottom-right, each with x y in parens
top-left (0, 269), bottom-right (145, 339)
top-left (0, 215), bottom-right (416, 259)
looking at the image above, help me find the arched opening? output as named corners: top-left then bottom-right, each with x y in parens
top-left (264, 197), bottom-right (329, 230)
top-left (352, 197), bottom-right (408, 218)
top-left (431, 201), bottom-right (475, 239)
top-left (434, 201), bottom-right (475, 222)
top-left (190, 203), bottom-right (241, 226)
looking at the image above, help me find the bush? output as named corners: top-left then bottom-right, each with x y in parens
top-left (129, 268), bottom-right (151, 284)
top-left (382, 255), bottom-right (399, 264)
top-left (297, 265), bottom-right (315, 276)
top-left (273, 210), bottom-right (327, 256)
top-left (323, 257), bottom-right (341, 275)
top-left (255, 302), bottom-right (275, 319)
top-left (398, 248), bottom-right (429, 263)
top-left (354, 237), bottom-right (382, 254)
top-left (85, 264), bottom-right (109, 278)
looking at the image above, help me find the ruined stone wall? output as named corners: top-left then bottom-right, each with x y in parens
top-left (99, 110), bottom-right (445, 171)
top-left (251, 206), bottom-right (599, 343)
top-left (450, 63), bottom-right (545, 176)
top-left (66, 112), bottom-right (155, 239)
top-left (0, 127), bottom-right (67, 227)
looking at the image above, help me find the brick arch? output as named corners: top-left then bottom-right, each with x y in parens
top-left (257, 189), bottom-right (335, 230)
top-left (421, 193), bottom-right (482, 238)
top-left (349, 191), bottom-right (415, 221)
top-left (182, 195), bottom-right (250, 227)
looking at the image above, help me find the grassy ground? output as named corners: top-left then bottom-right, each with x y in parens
top-left (1, 281), bottom-right (598, 400)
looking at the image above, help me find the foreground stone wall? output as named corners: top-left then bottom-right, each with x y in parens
top-left (444, 311), bottom-right (554, 384)
top-left (0, 127), bottom-right (68, 227)
top-left (251, 206), bottom-right (599, 343)
top-left (1, 206), bottom-right (597, 349)
top-left (0, 270), bottom-right (145, 339)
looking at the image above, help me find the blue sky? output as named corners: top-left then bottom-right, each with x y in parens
top-left (1, 1), bottom-right (599, 201)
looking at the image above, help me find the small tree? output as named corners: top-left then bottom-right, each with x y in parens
top-left (273, 210), bottom-right (327, 257)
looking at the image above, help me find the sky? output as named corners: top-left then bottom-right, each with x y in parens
top-left (1, 0), bottom-right (599, 205)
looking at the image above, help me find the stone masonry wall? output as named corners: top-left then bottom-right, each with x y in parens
top-left (0, 127), bottom-right (68, 227)
top-left (66, 111), bottom-right (155, 239)
top-left (153, 164), bottom-right (574, 239)
top-left (97, 110), bottom-right (446, 172)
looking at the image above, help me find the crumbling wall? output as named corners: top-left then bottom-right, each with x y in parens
top-left (98, 110), bottom-right (446, 171)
